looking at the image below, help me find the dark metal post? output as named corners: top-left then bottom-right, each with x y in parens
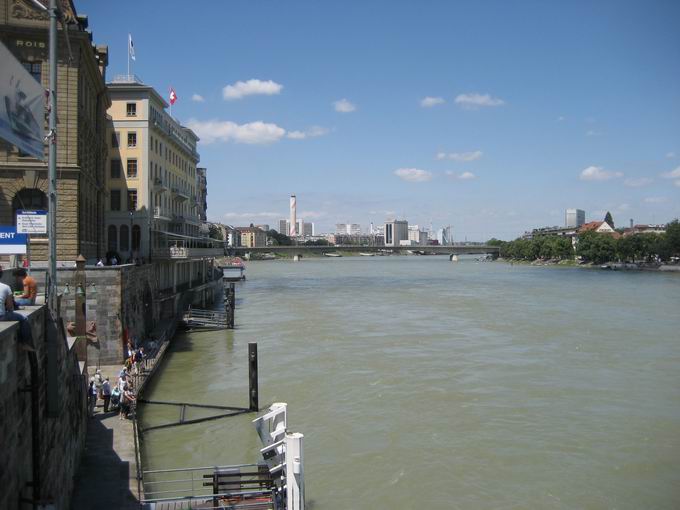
top-left (47, 0), bottom-right (58, 315)
top-left (74, 255), bottom-right (87, 364)
top-left (225, 283), bottom-right (235, 328)
top-left (248, 342), bottom-right (258, 412)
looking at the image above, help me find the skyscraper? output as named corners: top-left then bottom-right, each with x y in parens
top-left (565, 209), bottom-right (586, 228)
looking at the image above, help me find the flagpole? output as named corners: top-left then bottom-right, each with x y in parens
top-left (127, 34), bottom-right (130, 78)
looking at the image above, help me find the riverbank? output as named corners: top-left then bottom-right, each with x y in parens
top-left (497, 257), bottom-right (680, 272)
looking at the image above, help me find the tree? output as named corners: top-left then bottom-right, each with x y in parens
top-left (604, 211), bottom-right (614, 228)
top-left (577, 231), bottom-right (616, 264)
top-left (665, 219), bottom-right (680, 257)
top-left (266, 229), bottom-right (292, 246)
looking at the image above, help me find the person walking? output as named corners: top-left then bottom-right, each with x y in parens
top-left (94, 369), bottom-right (104, 398)
top-left (88, 377), bottom-right (97, 417)
top-left (102, 377), bottom-right (112, 412)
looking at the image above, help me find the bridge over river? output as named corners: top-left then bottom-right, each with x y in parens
top-left (232, 244), bottom-right (500, 256)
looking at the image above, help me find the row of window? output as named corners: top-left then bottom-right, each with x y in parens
top-left (108, 224), bottom-right (141, 253)
top-left (111, 131), bottom-right (137, 148)
top-left (110, 158), bottom-right (137, 178)
top-left (110, 189), bottom-right (137, 211)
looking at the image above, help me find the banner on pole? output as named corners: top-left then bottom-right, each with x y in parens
top-left (0, 41), bottom-right (45, 160)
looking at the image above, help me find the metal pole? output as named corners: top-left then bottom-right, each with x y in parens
top-left (47, 0), bottom-right (58, 316)
top-left (248, 342), bottom-right (258, 412)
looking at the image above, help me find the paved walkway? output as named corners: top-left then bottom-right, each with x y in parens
top-left (71, 366), bottom-right (140, 510)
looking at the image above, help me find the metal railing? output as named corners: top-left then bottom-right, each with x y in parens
top-left (140, 463), bottom-right (277, 508)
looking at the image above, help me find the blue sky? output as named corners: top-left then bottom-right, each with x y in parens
top-left (80, 0), bottom-right (680, 239)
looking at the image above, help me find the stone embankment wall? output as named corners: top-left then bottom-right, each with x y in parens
top-left (0, 306), bottom-right (87, 510)
top-left (30, 260), bottom-right (222, 366)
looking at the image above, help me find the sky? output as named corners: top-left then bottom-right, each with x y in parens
top-left (79, 0), bottom-right (680, 240)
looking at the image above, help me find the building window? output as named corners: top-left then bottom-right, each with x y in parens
top-left (126, 159), bottom-right (137, 178)
top-left (132, 225), bottom-right (141, 251)
top-left (107, 225), bottom-right (118, 252)
top-left (22, 61), bottom-right (41, 83)
top-left (111, 131), bottom-right (119, 148)
top-left (110, 159), bottom-right (121, 179)
top-left (127, 132), bottom-right (137, 148)
top-left (126, 102), bottom-right (137, 116)
top-left (127, 189), bottom-right (137, 211)
top-left (110, 190), bottom-right (121, 211)
top-left (120, 224), bottom-right (130, 252)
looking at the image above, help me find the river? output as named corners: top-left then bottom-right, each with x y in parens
top-left (139, 257), bottom-right (680, 509)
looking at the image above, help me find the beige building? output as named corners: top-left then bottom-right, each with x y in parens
top-left (239, 227), bottom-right (267, 248)
top-left (0, 0), bottom-right (109, 263)
top-left (105, 77), bottom-right (203, 261)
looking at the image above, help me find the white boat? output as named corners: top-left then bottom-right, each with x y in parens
top-left (359, 252), bottom-right (375, 257)
top-left (324, 252), bottom-right (342, 257)
top-left (450, 254), bottom-right (459, 262)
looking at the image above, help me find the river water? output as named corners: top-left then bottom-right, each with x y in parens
top-left (139, 257), bottom-right (680, 509)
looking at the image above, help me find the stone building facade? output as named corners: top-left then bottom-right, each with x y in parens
top-left (0, 0), bottom-right (109, 263)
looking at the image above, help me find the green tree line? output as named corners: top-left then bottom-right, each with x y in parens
top-left (488, 219), bottom-right (680, 264)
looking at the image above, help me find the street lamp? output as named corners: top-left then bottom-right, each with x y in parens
top-left (129, 209), bottom-right (134, 257)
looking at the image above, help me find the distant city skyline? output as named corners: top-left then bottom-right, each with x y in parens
top-left (80, 0), bottom-right (680, 240)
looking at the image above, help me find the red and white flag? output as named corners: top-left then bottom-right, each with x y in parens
top-left (169, 87), bottom-right (177, 105)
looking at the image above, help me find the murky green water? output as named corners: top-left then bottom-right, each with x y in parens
top-left (140, 257), bottom-right (680, 509)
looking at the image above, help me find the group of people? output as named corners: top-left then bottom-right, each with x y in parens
top-left (0, 267), bottom-right (37, 346)
top-left (88, 366), bottom-right (137, 420)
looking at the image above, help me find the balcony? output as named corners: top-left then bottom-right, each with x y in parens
top-left (153, 206), bottom-right (171, 221)
top-left (153, 177), bottom-right (169, 193)
top-left (171, 186), bottom-right (189, 201)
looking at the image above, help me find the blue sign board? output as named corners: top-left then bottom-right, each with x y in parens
top-left (0, 226), bottom-right (28, 254)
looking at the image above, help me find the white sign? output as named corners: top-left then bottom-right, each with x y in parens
top-left (0, 41), bottom-right (45, 160)
top-left (16, 209), bottom-right (47, 234)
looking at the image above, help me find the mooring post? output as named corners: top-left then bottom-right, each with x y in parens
top-left (226, 283), bottom-right (235, 328)
top-left (248, 342), bottom-right (259, 412)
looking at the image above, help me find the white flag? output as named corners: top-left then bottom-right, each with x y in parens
top-left (128, 34), bottom-right (136, 61)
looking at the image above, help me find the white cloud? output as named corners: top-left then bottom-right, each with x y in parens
top-left (675, 180), bottom-right (680, 188)
top-left (666, 152), bottom-right (676, 158)
top-left (436, 150), bottom-right (483, 162)
top-left (394, 168), bottom-right (432, 182)
top-left (617, 203), bottom-right (630, 212)
top-left (223, 212), bottom-right (281, 219)
top-left (222, 79), bottom-right (283, 100)
top-left (420, 96), bottom-right (445, 108)
top-left (586, 129), bottom-right (603, 136)
top-left (454, 92), bottom-right (504, 109)
top-left (579, 165), bottom-right (623, 181)
top-left (286, 126), bottom-right (329, 140)
top-left (445, 171), bottom-right (477, 180)
top-left (191, 93), bottom-right (205, 102)
top-left (624, 177), bottom-right (653, 187)
top-left (643, 197), bottom-right (667, 204)
top-left (334, 98), bottom-right (356, 113)
top-left (661, 166), bottom-right (680, 179)
top-left (186, 119), bottom-right (286, 144)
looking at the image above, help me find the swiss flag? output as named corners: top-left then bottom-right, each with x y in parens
top-left (169, 87), bottom-right (177, 105)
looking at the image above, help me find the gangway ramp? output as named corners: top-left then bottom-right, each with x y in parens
top-left (182, 307), bottom-right (229, 329)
